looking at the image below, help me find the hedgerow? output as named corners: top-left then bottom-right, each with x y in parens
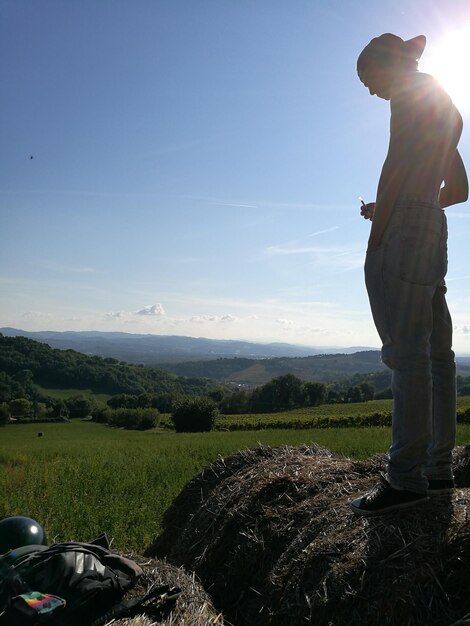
top-left (93, 407), bottom-right (160, 430)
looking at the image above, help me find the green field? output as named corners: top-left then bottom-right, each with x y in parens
top-left (1, 419), bottom-right (470, 553)
top-left (215, 397), bottom-right (470, 429)
top-left (35, 385), bottom-right (113, 405)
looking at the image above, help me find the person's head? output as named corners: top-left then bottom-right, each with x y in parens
top-left (357, 33), bottom-right (426, 100)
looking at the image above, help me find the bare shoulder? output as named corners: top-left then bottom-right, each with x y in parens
top-left (389, 72), bottom-right (463, 158)
top-left (391, 72), bottom-right (458, 129)
top-left (393, 72), bottom-right (453, 111)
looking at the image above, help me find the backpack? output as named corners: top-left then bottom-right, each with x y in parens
top-left (0, 534), bottom-right (180, 626)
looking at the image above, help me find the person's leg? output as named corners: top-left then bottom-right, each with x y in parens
top-left (382, 276), bottom-right (434, 494)
top-left (361, 243), bottom-right (434, 495)
top-left (380, 204), bottom-right (447, 493)
top-left (351, 203), bottom-right (446, 514)
top-left (426, 281), bottom-right (456, 482)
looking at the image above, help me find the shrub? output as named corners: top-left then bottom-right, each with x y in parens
top-left (9, 398), bottom-right (32, 419)
top-left (171, 397), bottom-right (219, 433)
top-left (0, 403), bottom-right (9, 425)
top-left (137, 410), bottom-right (159, 431)
top-left (106, 408), bottom-right (159, 431)
top-left (91, 407), bottom-right (110, 424)
top-left (65, 395), bottom-right (94, 418)
top-left (457, 407), bottom-right (470, 424)
top-left (107, 394), bottom-right (140, 409)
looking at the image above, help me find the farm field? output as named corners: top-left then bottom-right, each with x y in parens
top-left (35, 385), bottom-right (113, 404)
top-left (215, 396), bottom-right (470, 429)
top-left (1, 419), bottom-right (470, 553)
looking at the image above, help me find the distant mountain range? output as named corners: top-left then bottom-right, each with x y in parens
top-left (1, 328), bottom-right (469, 386)
top-left (0, 328), bottom-right (374, 363)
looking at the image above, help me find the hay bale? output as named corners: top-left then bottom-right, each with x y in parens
top-left (146, 444), bottom-right (470, 626)
top-left (454, 443), bottom-right (470, 487)
top-left (105, 557), bottom-right (223, 626)
top-left (150, 444), bottom-right (281, 556)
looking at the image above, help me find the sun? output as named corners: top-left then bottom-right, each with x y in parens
top-left (420, 30), bottom-right (470, 110)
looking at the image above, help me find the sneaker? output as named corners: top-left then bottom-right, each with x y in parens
top-left (350, 476), bottom-right (429, 517)
top-left (427, 478), bottom-right (454, 495)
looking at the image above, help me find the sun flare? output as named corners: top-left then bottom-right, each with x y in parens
top-left (421, 30), bottom-right (470, 109)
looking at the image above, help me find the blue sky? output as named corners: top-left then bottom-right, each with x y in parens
top-left (1, 0), bottom-right (469, 352)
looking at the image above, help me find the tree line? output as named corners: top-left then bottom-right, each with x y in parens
top-left (0, 335), bottom-right (218, 397)
top-left (2, 335), bottom-right (469, 429)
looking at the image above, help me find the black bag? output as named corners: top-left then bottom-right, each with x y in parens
top-left (0, 534), bottom-right (144, 625)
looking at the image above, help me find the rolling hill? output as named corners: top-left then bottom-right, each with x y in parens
top-left (0, 328), bottom-right (372, 363)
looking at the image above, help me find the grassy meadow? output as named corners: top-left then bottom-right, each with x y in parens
top-left (35, 384), bottom-right (113, 405)
top-left (1, 418), bottom-right (470, 553)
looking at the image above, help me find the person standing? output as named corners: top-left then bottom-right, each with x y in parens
top-left (351, 34), bottom-right (468, 516)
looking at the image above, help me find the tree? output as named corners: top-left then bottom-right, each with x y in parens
top-left (347, 386), bottom-right (363, 403)
top-left (65, 395), bottom-right (93, 418)
top-left (0, 335), bottom-right (216, 400)
top-left (171, 397), bottom-right (219, 433)
top-left (252, 374), bottom-right (306, 412)
top-left (303, 382), bottom-right (327, 407)
top-left (46, 398), bottom-right (70, 418)
top-left (457, 375), bottom-right (470, 396)
top-left (32, 401), bottom-right (47, 419)
top-left (359, 382), bottom-right (375, 401)
top-left (0, 403), bottom-right (9, 425)
top-left (327, 389), bottom-right (343, 404)
top-left (9, 398), bottom-right (32, 419)
top-left (0, 372), bottom-right (14, 403)
top-left (107, 394), bottom-right (139, 409)
top-left (13, 369), bottom-right (35, 389)
top-left (374, 387), bottom-right (393, 400)
top-left (220, 390), bottom-right (251, 414)
top-left (151, 392), bottom-right (181, 413)
top-left (207, 386), bottom-right (227, 403)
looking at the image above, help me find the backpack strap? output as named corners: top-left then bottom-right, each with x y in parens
top-left (89, 585), bottom-right (182, 626)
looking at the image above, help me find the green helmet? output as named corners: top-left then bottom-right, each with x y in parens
top-left (0, 516), bottom-right (47, 554)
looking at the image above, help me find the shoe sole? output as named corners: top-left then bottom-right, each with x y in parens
top-left (350, 495), bottom-right (429, 517)
top-left (427, 488), bottom-right (454, 495)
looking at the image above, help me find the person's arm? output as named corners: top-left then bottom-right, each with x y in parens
top-left (368, 92), bottom-right (411, 248)
top-left (368, 152), bottom-right (408, 247)
top-left (439, 149), bottom-right (468, 208)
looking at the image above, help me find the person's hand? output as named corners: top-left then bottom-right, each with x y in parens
top-left (360, 201), bottom-right (375, 221)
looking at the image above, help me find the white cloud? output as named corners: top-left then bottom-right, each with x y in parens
top-left (21, 311), bottom-right (52, 319)
top-left (135, 303), bottom-right (165, 316)
top-left (209, 201), bottom-right (259, 209)
top-left (307, 227), bottom-right (340, 238)
top-left (221, 314), bottom-right (236, 322)
top-left (105, 311), bottom-right (126, 319)
top-left (36, 261), bottom-right (97, 274)
top-left (189, 314), bottom-right (236, 324)
top-left (276, 318), bottom-right (296, 327)
top-left (105, 303), bottom-right (166, 321)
